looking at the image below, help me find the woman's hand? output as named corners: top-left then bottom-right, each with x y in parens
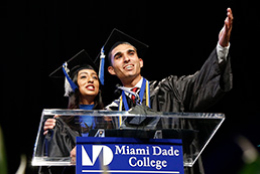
top-left (43, 115), bottom-right (59, 135)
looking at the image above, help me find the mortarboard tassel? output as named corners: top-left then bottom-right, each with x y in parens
top-left (99, 46), bottom-right (105, 85)
top-left (64, 77), bottom-right (73, 97)
top-left (62, 62), bottom-right (78, 97)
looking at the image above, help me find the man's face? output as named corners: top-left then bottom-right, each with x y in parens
top-left (108, 43), bottom-right (143, 82)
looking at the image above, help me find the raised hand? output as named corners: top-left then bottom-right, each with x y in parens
top-left (219, 8), bottom-right (234, 47)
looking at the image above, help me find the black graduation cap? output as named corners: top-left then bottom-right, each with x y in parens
top-left (49, 49), bottom-right (104, 97)
top-left (95, 28), bottom-right (149, 66)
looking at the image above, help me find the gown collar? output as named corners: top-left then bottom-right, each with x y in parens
top-left (79, 104), bottom-right (94, 110)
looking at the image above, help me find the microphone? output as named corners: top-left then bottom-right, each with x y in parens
top-left (114, 84), bottom-right (121, 96)
top-left (116, 86), bottom-right (140, 104)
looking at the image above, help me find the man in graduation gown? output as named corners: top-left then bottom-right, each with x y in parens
top-left (104, 8), bottom-right (234, 174)
top-left (105, 8), bottom-right (233, 114)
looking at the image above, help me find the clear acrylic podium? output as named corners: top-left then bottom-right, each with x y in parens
top-left (32, 109), bottom-right (225, 167)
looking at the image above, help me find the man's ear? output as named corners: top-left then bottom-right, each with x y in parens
top-left (139, 58), bottom-right (143, 68)
top-left (108, 66), bottom-right (116, 75)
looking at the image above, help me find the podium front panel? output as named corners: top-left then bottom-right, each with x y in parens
top-left (32, 109), bottom-right (225, 167)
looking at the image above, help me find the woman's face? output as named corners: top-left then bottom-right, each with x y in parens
top-left (77, 69), bottom-right (100, 103)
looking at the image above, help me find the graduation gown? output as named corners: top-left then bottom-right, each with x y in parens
top-left (38, 110), bottom-right (108, 174)
top-left (106, 48), bottom-right (233, 174)
top-left (106, 48), bottom-right (232, 113)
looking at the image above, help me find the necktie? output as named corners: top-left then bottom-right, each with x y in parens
top-left (131, 87), bottom-right (139, 104)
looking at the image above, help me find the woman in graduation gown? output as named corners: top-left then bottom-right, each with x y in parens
top-left (39, 49), bottom-right (107, 174)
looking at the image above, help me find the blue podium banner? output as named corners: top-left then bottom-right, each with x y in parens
top-left (76, 137), bottom-right (184, 174)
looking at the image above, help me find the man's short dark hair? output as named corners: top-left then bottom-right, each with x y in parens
top-left (108, 41), bottom-right (137, 66)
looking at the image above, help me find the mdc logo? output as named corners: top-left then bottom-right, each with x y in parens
top-left (81, 145), bottom-right (113, 166)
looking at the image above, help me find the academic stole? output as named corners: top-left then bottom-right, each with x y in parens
top-left (118, 78), bottom-right (150, 127)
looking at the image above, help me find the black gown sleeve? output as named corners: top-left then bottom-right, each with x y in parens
top-left (38, 117), bottom-right (79, 174)
top-left (183, 48), bottom-right (232, 111)
top-left (46, 117), bottom-right (79, 157)
top-left (150, 48), bottom-right (232, 112)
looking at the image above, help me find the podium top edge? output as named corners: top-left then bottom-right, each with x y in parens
top-left (41, 109), bottom-right (225, 119)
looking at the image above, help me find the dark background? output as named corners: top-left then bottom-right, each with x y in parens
top-left (1, 0), bottom-right (259, 173)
